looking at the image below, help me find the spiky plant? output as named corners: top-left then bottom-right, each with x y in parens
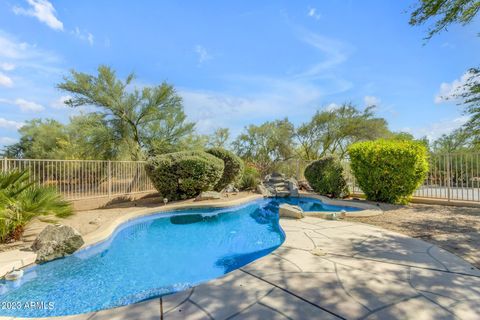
top-left (0, 170), bottom-right (72, 242)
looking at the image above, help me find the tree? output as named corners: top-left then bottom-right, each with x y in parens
top-left (432, 128), bottom-right (475, 152)
top-left (2, 119), bottom-right (68, 159)
top-left (295, 103), bottom-right (390, 160)
top-left (66, 113), bottom-right (130, 160)
top-left (409, 1), bottom-right (480, 144)
top-left (206, 128), bottom-right (230, 149)
top-left (232, 119), bottom-right (295, 175)
top-left (409, 0), bottom-right (479, 39)
top-left (58, 65), bottom-right (194, 160)
top-left (1, 115), bottom-right (130, 160)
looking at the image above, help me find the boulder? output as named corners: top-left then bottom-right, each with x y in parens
top-left (287, 178), bottom-right (299, 197)
top-left (279, 204), bottom-right (304, 219)
top-left (223, 184), bottom-right (239, 193)
top-left (297, 180), bottom-right (313, 192)
top-left (195, 191), bottom-right (223, 201)
top-left (31, 225), bottom-right (84, 263)
top-left (256, 184), bottom-right (273, 197)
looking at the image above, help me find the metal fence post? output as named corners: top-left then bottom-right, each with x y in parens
top-left (446, 153), bottom-right (451, 202)
top-left (108, 160), bottom-right (112, 199)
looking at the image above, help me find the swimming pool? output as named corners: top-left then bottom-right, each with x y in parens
top-left (0, 197), bottom-right (361, 317)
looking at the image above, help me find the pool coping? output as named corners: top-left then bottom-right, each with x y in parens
top-left (0, 193), bottom-right (380, 282)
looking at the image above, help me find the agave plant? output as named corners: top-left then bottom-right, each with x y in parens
top-left (0, 170), bottom-right (72, 242)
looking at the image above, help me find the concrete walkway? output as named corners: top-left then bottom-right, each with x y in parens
top-left (8, 217), bottom-right (480, 320)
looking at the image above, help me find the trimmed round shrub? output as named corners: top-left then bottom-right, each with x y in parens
top-left (146, 151), bottom-right (224, 200)
top-left (237, 163), bottom-right (260, 191)
top-left (304, 156), bottom-right (348, 198)
top-left (206, 148), bottom-right (244, 191)
top-left (348, 139), bottom-right (429, 204)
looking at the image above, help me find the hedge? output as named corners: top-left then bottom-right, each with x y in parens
top-left (206, 148), bottom-right (244, 191)
top-left (348, 139), bottom-right (429, 204)
top-left (304, 156), bottom-right (348, 198)
top-left (146, 151), bottom-right (224, 200)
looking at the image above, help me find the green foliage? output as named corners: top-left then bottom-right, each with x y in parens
top-left (146, 151), bottom-right (224, 200)
top-left (237, 163), bottom-right (261, 191)
top-left (0, 170), bottom-right (72, 242)
top-left (206, 148), bottom-right (244, 191)
top-left (348, 139), bottom-right (429, 204)
top-left (304, 156), bottom-right (348, 198)
top-left (2, 115), bottom-right (133, 160)
top-left (409, 2), bottom-right (480, 146)
top-left (233, 119), bottom-right (295, 176)
top-left (206, 128), bottom-right (230, 149)
top-left (295, 103), bottom-right (390, 160)
top-left (58, 65), bottom-right (194, 160)
top-left (432, 128), bottom-right (475, 152)
top-left (409, 0), bottom-right (479, 39)
top-left (2, 119), bottom-right (68, 159)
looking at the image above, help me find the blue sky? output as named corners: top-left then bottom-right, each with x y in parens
top-left (0, 0), bottom-right (479, 148)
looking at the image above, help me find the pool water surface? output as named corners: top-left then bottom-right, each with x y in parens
top-left (0, 197), bottom-right (361, 317)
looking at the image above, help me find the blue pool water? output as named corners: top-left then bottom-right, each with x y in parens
top-left (0, 197), bottom-right (361, 317)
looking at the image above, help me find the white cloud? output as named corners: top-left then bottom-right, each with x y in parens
top-left (194, 45), bottom-right (212, 65)
top-left (307, 7), bottom-right (321, 20)
top-left (325, 103), bottom-right (339, 111)
top-left (434, 71), bottom-right (477, 104)
top-left (0, 137), bottom-right (18, 145)
top-left (0, 98), bottom-right (45, 112)
top-left (178, 29), bottom-right (353, 134)
top-left (0, 63), bottom-right (15, 71)
top-left (179, 76), bottom-right (326, 134)
top-left (0, 31), bottom-right (61, 70)
top-left (0, 72), bottom-right (13, 87)
top-left (72, 27), bottom-right (94, 46)
top-left (13, 0), bottom-right (63, 31)
top-left (364, 95), bottom-right (381, 107)
top-left (14, 98), bottom-right (44, 112)
top-left (0, 117), bottom-right (24, 130)
top-left (295, 29), bottom-right (352, 78)
top-left (51, 95), bottom-right (71, 109)
top-left (410, 116), bottom-right (469, 141)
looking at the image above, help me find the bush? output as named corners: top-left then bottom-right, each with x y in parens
top-left (0, 170), bottom-right (72, 242)
top-left (348, 139), bottom-right (429, 204)
top-left (146, 151), bottom-right (224, 200)
top-left (304, 156), bottom-right (348, 198)
top-left (237, 164), bottom-right (260, 191)
top-left (206, 148), bottom-right (244, 191)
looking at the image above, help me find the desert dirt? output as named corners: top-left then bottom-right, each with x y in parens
top-left (345, 201), bottom-right (480, 268)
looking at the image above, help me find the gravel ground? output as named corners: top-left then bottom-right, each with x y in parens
top-left (345, 202), bottom-right (480, 268)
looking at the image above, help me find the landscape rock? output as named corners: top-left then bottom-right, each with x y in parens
top-left (279, 204), bottom-right (304, 219)
top-left (297, 180), bottom-right (313, 192)
top-left (31, 225), bottom-right (84, 263)
top-left (261, 172), bottom-right (299, 198)
top-left (256, 184), bottom-right (273, 197)
top-left (287, 178), bottom-right (299, 197)
top-left (195, 191), bottom-right (223, 201)
top-left (223, 184), bottom-right (239, 193)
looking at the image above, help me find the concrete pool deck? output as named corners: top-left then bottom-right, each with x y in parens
top-left (1, 196), bottom-right (480, 319)
top-left (2, 217), bottom-right (479, 320)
